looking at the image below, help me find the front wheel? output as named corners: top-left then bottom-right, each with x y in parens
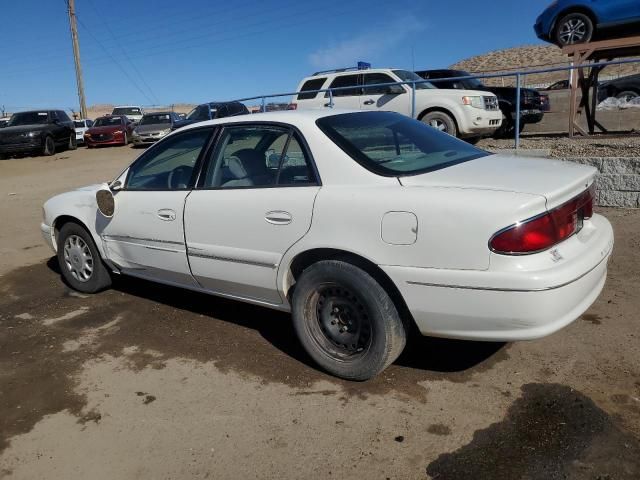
top-left (555, 12), bottom-right (593, 46)
top-left (57, 222), bottom-right (112, 293)
top-left (122, 133), bottom-right (128, 145)
top-left (42, 135), bottom-right (55, 156)
top-left (68, 133), bottom-right (77, 151)
top-left (421, 111), bottom-right (457, 137)
top-left (291, 260), bottom-right (407, 381)
top-left (616, 91), bottom-right (639, 102)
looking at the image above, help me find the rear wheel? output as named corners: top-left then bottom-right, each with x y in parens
top-left (421, 111), bottom-right (457, 137)
top-left (555, 13), bottom-right (593, 46)
top-left (291, 260), bottom-right (407, 381)
top-left (57, 222), bottom-right (112, 293)
top-left (42, 135), bottom-right (55, 156)
top-left (123, 133), bottom-right (128, 145)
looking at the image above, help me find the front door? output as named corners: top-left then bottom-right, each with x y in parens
top-left (185, 124), bottom-right (320, 304)
top-left (100, 127), bottom-right (214, 286)
top-left (601, 0), bottom-right (640, 24)
top-left (359, 72), bottom-right (410, 115)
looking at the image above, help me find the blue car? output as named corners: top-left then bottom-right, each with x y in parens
top-left (535, 0), bottom-right (640, 46)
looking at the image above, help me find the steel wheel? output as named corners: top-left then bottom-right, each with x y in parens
top-left (308, 283), bottom-right (373, 359)
top-left (63, 234), bottom-right (94, 282)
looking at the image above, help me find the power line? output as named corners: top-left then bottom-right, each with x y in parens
top-left (85, 0), bottom-right (160, 104)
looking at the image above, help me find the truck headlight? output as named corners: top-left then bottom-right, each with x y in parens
top-left (462, 96), bottom-right (484, 109)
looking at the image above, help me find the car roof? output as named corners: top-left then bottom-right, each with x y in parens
top-left (142, 111), bottom-right (173, 115)
top-left (176, 109), bottom-right (359, 132)
top-left (113, 105), bottom-right (141, 108)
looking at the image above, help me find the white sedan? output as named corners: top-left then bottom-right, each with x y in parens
top-left (41, 110), bottom-right (614, 380)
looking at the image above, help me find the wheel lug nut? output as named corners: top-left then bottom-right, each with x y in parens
top-left (340, 326), bottom-right (348, 333)
top-left (331, 320), bottom-right (337, 325)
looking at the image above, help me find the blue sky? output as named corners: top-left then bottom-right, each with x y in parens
top-left (1, 0), bottom-right (550, 112)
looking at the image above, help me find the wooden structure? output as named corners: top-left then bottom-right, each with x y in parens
top-left (563, 35), bottom-right (640, 137)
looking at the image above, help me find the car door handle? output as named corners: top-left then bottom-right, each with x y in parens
top-left (363, 99), bottom-right (375, 105)
top-left (157, 209), bottom-right (176, 221)
top-left (265, 211), bottom-right (292, 225)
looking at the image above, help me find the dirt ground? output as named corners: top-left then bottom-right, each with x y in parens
top-left (1, 146), bottom-right (639, 479)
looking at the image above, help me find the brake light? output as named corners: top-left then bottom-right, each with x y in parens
top-left (287, 103), bottom-right (298, 110)
top-left (490, 185), bottom-right (594, 255)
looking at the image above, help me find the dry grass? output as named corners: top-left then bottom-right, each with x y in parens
top-left (451, 44), bottom-right (640, 87)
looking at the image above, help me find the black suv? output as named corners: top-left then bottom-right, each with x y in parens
top-left (173, 101), bottom-right (249, 130)
top-left (415, 69), bottom-right (546, 138)
top-left (0, 110), bottom-right (76, 158)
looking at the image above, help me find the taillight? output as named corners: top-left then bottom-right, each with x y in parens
top-left (490, 185), bottom-right (595, 255)
top-left (287, 103), bottom-right (298, 110)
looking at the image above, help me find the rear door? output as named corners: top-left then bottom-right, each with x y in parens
top-left (360, 72), bottom-right (410, 115)
top-left (324, 74), bottom-right (362, 110)
top-left (184, 123), bottom-right (320, 304)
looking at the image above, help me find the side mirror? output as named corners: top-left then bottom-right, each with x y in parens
top-left (96, 189), bottom-right (115, 217)
top-left (386, 84), bottom-right (406, 95)
top-left (109, 180), bottom-right (123, 192)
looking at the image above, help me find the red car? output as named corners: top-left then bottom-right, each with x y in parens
top-left (84, 115), bottom-right (134, 148)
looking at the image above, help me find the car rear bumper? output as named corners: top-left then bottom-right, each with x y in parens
top-left (382, 214), bottom-right (614, 341)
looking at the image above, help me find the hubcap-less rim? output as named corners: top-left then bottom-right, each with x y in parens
top-left (429, 119), bottom-right (447, 132)
top-left (63, 235), bottom-right (94, 282)
top-left (311, 284), bottom-right (372, 358)
top-left (559, 18), bottom-right (587, 44)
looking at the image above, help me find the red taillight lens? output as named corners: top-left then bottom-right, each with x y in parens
top-left (490, 186), bottom-right (595, 255)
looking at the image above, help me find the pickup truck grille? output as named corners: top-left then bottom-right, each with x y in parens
top-left (483, 96), bottom-right (499, 111)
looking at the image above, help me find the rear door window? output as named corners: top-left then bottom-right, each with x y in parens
top-left (327, 74), bottom-right (361, 97)
top-left (362, 73), bottom-right (397, 95)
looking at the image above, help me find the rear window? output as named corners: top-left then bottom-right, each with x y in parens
top-left (297, 78), bottom-right (327, 100)
top-left (316, 112), bottom-right (488, 177)
top-left (326, 74), bottom-right (361, 97)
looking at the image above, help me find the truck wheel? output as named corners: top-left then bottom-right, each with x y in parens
top-left (68, 133), bottom-right (77, 151)
top-left (421, 111), bottom-right (457, 137)
top-left (616, 91), bottom-right (639, 102)
top-left (57, 222), bottom-right (112, 293)
top-left (43, 135), bottom-right (55, 156)
top-left (555, 12), bottom-right (593, 46)
top-left (291, 260), bottom-right (407, 381)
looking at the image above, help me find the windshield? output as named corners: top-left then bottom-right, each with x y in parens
top-left (392, 70), bottom-right (434, 90)
top-left (140, 113), bottom-right (171, 125)
top-left (74, 120), bottom-right (85, 128)
top-left (112, 107), bottom-right (141, 116)
top-left (8, 111), bottom-right (49, 126)
top-left (316, 111), bottom-right (487, 176)
top-left (94, 117), bottom-right (122, 127)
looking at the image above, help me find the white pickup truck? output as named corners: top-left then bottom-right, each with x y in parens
top-left (111, 106), bottom-right (144, 124)
top-left (292, 67), bottom-right (502, 141)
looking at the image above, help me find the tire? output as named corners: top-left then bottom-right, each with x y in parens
top-left (494, 111), bottom-right (525, 139)
top-left (68, 133), bottom-right (77, 151)
top-left (42, 135), bottom-right (55, 156)
top-left (57, 222), bottom-right (112, 293)
top-left (291, 260), bottom-right (407, 381)
top-left (555, 12), bottom-right (593, 46)
top-left (421, 111), bottom-right (457, 137)
top-left (123, 133), bottom-right (128, 145)
top-left (466, 136), bottom-right (481, 145)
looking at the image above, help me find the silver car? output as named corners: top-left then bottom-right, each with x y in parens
top-left (131, 111), bottom-right (183, 146)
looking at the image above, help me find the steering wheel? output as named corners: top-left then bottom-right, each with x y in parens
top-left (167, 165), bottom-right (192, 189)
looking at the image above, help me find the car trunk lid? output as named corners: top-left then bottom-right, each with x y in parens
top-left (398, 154), bottom-right (596, 210)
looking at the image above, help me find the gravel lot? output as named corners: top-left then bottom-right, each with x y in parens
top-left (1, 146), bottom-right (639, 479)
top-left (478, 132), bottom-right (640, 158)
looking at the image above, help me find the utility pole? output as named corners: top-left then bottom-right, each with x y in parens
top-left (67, 0), bottom-right (87, 119)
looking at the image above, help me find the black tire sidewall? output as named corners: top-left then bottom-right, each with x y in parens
top-left (57, 222), bottom-right (111, 293)
top-left (556, 13), bottom-right (593, 46)
top-left (68, 133), bottom-right (77, 150)
top-left (291, 260), bottom-right (406, 381)
top-left (422, 112), bottom-right (457, 137)
top-left (43, 136), bottom-right (55, 156)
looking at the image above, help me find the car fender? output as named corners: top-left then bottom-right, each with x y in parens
top-left (43, 184), bottom-right (110, 258)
